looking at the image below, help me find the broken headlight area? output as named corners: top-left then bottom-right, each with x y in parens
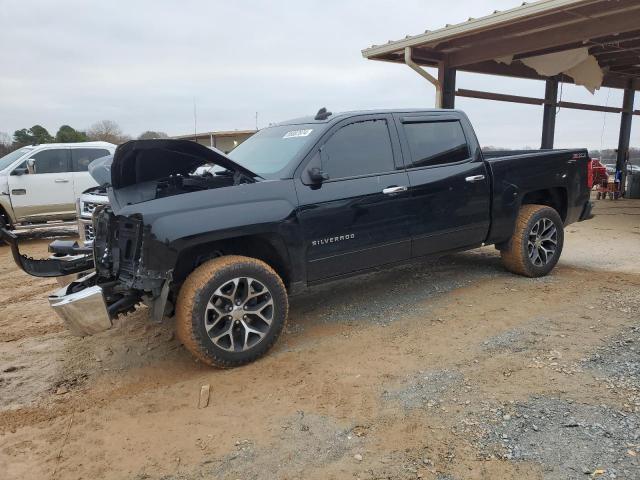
top-left (93, 208), bottom-right (145, 286)
top-left (92, 207), bottom-right (171, 317)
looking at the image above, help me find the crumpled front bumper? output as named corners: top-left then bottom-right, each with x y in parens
top-left (48, 273), bottom-right (112, 336)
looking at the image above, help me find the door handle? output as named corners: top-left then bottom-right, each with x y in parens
top-left (54, 179), bottom-right (70, 183)
top-left (382, 186), bottom-right (408, 194)
top-left (465, 175), bottom-right (485, 183)
top-left (11, 189), bottom-right (26, 195)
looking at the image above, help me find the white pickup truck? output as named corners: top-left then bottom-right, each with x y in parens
top-left (0, 142), bottom-right (116, 230)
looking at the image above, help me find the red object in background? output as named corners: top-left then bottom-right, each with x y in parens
top-left (588, 158), bottom-right (608, 189)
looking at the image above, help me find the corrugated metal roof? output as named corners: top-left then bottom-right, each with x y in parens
top-left (362, 0), bottom-right (640, 90)
top-left (362, 0), bottom-right (591, 59)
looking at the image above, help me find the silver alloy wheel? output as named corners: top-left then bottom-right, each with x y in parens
top-left (204, 277), bottom-right (274, 352)
top-left (527, 217), bottom-right (557, 266)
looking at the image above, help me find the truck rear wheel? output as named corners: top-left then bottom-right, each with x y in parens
top-left (500, 204), bottom-right (564, 278)
top-left (176, 255), bottom-right (288, 368)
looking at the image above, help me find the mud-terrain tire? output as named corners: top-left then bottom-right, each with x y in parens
top-left (500, 204), bottom-right (564, 278)
top-left (176, 255), bottom-right (288, 368)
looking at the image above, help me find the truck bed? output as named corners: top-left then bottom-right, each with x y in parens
top-left (482, 148), bottom-right (591, 245)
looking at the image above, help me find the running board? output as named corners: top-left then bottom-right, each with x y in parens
top-left (13, 221), bottom-right (78, 231)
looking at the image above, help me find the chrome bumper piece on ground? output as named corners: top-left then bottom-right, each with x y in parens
top-left (48, 273), bottom-right (112, 336)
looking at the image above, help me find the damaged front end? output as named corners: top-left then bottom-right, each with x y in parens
top-left (3, 139), bottom-right (260, 337)
top-left (1, 220), bottom-right (152, 336)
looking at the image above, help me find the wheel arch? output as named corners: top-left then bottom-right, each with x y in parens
top-left (172, 233), bottom-right (293, 290)
top-left (520, 187), bottom-right (568, 223)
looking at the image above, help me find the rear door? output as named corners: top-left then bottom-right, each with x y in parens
top-left (295, 115), bottom-right (412, 281)
top-left (71, 147), bottom-right (111, 197)
top-left (7, 148), bottom-right (75, 221)
top-left (394, 114), bottom-right (491, 257)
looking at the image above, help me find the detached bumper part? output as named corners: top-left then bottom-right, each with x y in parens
top-left (0, 227), bottom-right (94, 277)
top-left (49, 239), bottom-right (92, 256)
top-left (48, 274), bottom-right (112, 336)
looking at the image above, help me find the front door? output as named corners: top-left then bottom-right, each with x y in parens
top-left (394, 114), bottom-right (491, 257)
top-left (8, 148), bottom-right (75, 221)
top-left (295, 115), bottom-right (412, 282)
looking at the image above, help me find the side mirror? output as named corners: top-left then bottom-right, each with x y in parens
top-left (26, 158), bottom-right (36, 175)
top-left (12, 167), bottom-right (28, 176)
top-left (308, 167), bottom-right (329, 184)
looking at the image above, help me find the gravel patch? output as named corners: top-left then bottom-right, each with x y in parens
top-left (204, 413), bottom-right (361, 480)
top-left (481, 328), bottom-right (529, 353)
top-left (465, 397), bottom-right (640, 479)
top-left (383, 369), bottom-right (464, 410)
top-left (585, 324), bottom-right (640, 411)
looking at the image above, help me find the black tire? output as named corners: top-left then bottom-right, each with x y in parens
top-left (176, 255), bottom-right (288, 368)
top-left (500, 204), bottom-right (564, 278)
top-left (0, 215), bottom-right (7, 246)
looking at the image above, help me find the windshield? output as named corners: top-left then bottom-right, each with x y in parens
top-left (228, 124), bottom-right (320, 178)
top-left (0, 147), bottom-right (33, 171)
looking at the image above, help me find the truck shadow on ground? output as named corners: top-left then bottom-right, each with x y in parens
top-left (287, 248), bottom-right (530, 330)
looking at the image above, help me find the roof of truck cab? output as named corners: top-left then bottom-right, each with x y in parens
top-left (26, 141), bottom-right (116, 148)
top-left (275, 108), bottom-right (461, 126)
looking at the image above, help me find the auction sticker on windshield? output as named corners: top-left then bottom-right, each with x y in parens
top-left (283, 129), bottom-right (313, 139)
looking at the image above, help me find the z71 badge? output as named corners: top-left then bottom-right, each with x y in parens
top-left (312, 233), bottom-right (355, 246)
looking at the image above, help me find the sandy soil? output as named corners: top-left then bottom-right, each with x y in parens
top-left (0, 197), bottom-right (638, 480)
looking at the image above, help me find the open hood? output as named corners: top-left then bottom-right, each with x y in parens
top-left (97, 139), bottom-right (259, 189)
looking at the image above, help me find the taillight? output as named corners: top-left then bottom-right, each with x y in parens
top-left (587, 159), bottom-right (594, 189)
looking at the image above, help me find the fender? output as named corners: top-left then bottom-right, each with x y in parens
top-left (116, 179), bottom-right (301, 275)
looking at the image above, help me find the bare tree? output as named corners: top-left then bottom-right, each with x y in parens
top-left (0, 131), bottom-right (11, 147)
top-left (87, 120), bottom-right (131, 144)
top-left (0, 131), bottom-right (15, 156)
top-left (137, 130), bottom-right (169, 140)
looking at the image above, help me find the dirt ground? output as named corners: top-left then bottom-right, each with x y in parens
top-left (1, 197), bottom-right (639, 480)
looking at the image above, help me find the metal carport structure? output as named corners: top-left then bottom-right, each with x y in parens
top-left (362, 0), bottom-right (640, 189)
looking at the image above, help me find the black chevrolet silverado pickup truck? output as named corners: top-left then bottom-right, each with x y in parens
top-left (2, 108), bottom-right (593, 367)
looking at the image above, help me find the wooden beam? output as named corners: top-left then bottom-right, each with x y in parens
top-left (597, 55), bottom-right (640, 68)
top-left (456, 89), bottom-right (543, 106)
top-left (542, 77), bottom-right (559, 148)
top-left (409, 47), bottom-right (444, 64)
top-left (617, 85), bottom-right (635, 190)
top-left (456, 88), bottom-right (640, 115)
top-left (557, 101), bottom-right (624, 114)
top-left (439, 65), bottom-right (457, 109)
top-left (448, 7), bottom-right (640, 68)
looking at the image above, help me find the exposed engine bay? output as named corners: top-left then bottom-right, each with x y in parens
top-left (154, 170), bottom-right (248, 199)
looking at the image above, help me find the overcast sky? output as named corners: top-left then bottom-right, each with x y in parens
top-left (1, 0), bottom-right (638, 149)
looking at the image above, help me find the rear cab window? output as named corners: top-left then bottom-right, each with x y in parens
top-left (400, 119), bottom-right (470, 168)
top-left (321, 119), bottom-right (395, 180)
top-left (71, 148), bottom-right (111, 172)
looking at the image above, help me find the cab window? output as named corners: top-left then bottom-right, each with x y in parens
top-left (403, 120), bottom-right (470, 168)
top-left (321, 119), bottom-right (394, 180)
top-left (30, 149), bottom-right (71, 174)
top-left (71, 148), bottom-right (110, 172)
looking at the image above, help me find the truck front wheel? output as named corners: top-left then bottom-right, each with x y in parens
top-left (500, 204), bottom-right (564, 277)
top-left (176, 255), bottom-right (288, 367)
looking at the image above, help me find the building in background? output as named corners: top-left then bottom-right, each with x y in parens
top-left (171, 130), bottom-right (256, 153)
